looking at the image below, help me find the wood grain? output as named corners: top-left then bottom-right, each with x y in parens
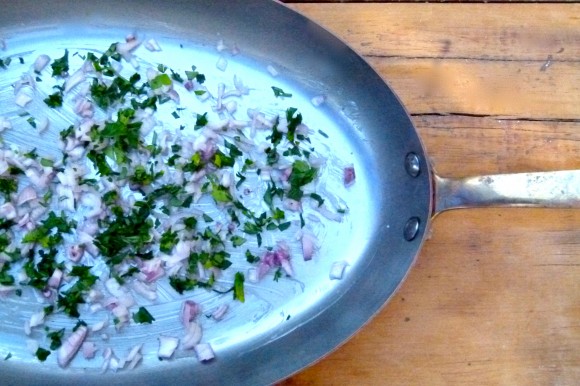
top-left (278, 3), bottom-right (580, 386)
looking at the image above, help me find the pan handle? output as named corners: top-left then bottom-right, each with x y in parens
top-left (433, 170), bottom-right (580, 216)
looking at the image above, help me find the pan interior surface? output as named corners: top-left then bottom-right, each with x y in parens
top-left (0, 1), bottom-right (431, 384)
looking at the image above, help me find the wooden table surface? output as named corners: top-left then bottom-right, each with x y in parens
top-left (278, 3), bottom-right (580, 385)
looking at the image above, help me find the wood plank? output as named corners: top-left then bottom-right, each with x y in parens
top-left (370, 58), bottom-right (580, 119)
top-left (289, 4), bottom-right (580, 61)
top-left (412, 115), bottom-right (580, 177)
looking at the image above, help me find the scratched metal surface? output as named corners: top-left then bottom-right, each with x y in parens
top-left (0, 1), bottom-right (430, 385)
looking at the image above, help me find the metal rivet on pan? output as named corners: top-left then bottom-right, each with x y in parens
top-left (403, 217), bottom-right (420, 241)
top-left (405, 153), bottom-right (421, 177)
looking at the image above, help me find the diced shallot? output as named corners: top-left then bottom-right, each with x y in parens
top-left (64, 67), bottom-right (86, 93)
top-left (301, 232), bottom-right (318, 261)
top-left (182, 321), bottom-right (202, 350)
top-left (216, 56), bottom-right (228, 71)
top-left (247, 268), bottom-right (259, 283)
top-left (0, 203), bottom-right (16, 220)
top-left (68, 245), bottom-right (84, 262)
top-left (311, 95), bottom-right (326, 107)
top-left (15, 91), bottom-right (33, 107)
top-left (181, 300), bottom-right (200, 326)
top-left (283, 198), bottom-right (302, 212)
top-left (344, 165), bottom-right (356, 187)
top-left (267, 65), bottom-right (278, 77)
top-left (131, 280), bottom-right (157, 301)
top-left (57, 325), bottom-right (88, 367)
top-left (194, 343), bottom-right (215, 362)
top-left (47, 268), bottom-right (63, 288)
top-left (116, 39), bottom-right (141, 61)
top-left (125, 343), bottom-right (143, 363)
top-left (157, 336), bottom-right (179, 360)
top-left (16, 186), bottom-right (37, 205)
top-left (329, 261), bottom-right (349, 280)
top-left (91, 319), bottom-right (108, 332)
top-left (82, 341), bottom-right (98, 359)
top-left (0, 117), bottom-right (11, 132)
top-left (144, 38), bottom-right (161, 52)
top-left (33, 54), bottom-right (51, 72)
top-left (29, 310), bottom-right (46, 328)
top-left (216, 39), bottom-right (227, 52)
top-left (211, 304), bottom-right (229, 321)
top-left (111, 305), bottom-right (129, 328)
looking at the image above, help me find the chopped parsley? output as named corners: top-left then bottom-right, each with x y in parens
top-left (169, 276), bottom-right (198, 294)
top-left (22, 211), bottom-right (75, 249)
top-left (159, 228), bottom-right (178, 253)
top-left (94, 200), bottom-right (153, 266)
top-left (150, 73), bottom-right (171, 90)
top-left (57, 266), bottom-right (98, 317)
top-left (90, 74), bottom-right (142, 109)
top-left (0, 177), bottom-right (17, 199)
top-left (230, 235), bottom-right (246, 247)
top-left (46, 328), bottom-right (65, 350)
top-left (271, 86), bottom-right (292, 98)
top-left (44, 89), bottom-right (64, 108)
top-left (194, 112), bottom-right (208, 130)
top-left (233, 272), bottom-right (245, 302)
top-left (51, 50), bottom-right (69, 77)
top-left (35, 347), bottom-right (51, 362)
top-left (0, 57), bottom-right (12, 69)
top-left (132, 307), bottom-right (155, 324)
top-left (245, 250), bottom-right (260, 264)
top-left (273, 268), bottom-right (283, 282)
top-left (287, 160), bottom-right (317, 201)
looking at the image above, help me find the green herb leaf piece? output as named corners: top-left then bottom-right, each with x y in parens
top-left (133, 307), bottom-right (155, 324)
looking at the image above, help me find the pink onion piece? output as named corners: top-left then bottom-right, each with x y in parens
top-left (29, 310), bottom-right (45, 328)
top-left (181, 300), bottom-right (200, 326)
top-left (57, 325), bottom-right (88, 367)
top-left (267, 65), bottom-right (278, 77)
top-left (211, 304), bottom-right (228, 321)
top-left (64, 67), bottom-right (86, 93)
top-left (301, 232), bottom-right (318, 261)
top-left (68, 245), bottom-right (85, 262)
top-left (329, 261), bottom-right (349, 280)
top-left (144, 38), bottom-right (161, 52)
top-left (16, 186), bottom-right (37, 206)
top-left (257, 244), bottom-right (292, 280)
top-left (194, 343), bottom-right (215, 362)
top-left (0, 285), bottom-right (17, 297)
top-left (182, 321), bottom-right (202, 350)
top-left (140, 258), bottom-right (165, 283)
top-left (157, 336), bottom-right (179, 360)
top-left (111, 305), bottom-right (129, 328)
top-left (283, 198), bottom-right (302, 212)
top-left (15, 91), bottom-right (33, 107)
top-left (343, 165), bottom-right (356, 187)
top-left (311, 95), bottom-right (326, 107)
top-left (0, 203), bottom-right (16, 220)
top-left (82, 341), bottom-right (98, 359)
top-left (216, 56), bottom-right (228, 72)
top-left (47, 268), bottom-right (63, 288)
top-left (33, 54), bottom-right (51, 72)
top-left (0, 117), bottom-right (11, 132)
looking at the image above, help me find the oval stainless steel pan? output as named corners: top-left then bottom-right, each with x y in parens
top-left (0, 1), bottom-right (578, 385)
